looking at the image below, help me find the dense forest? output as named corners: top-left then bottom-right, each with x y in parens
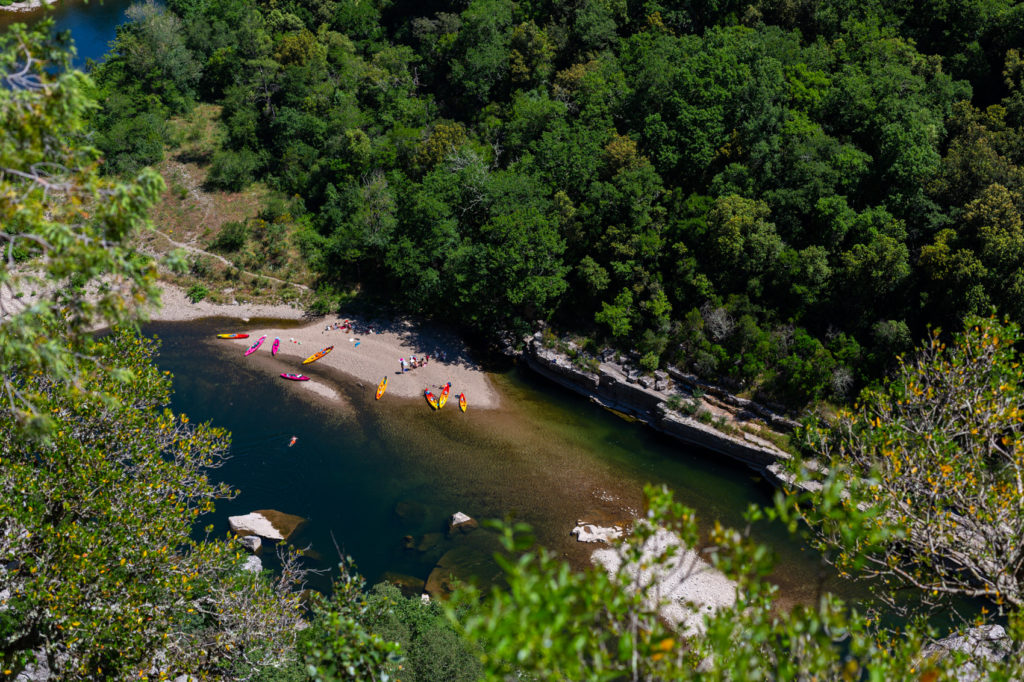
top-left (87, 0), bottom-right (1024, 408)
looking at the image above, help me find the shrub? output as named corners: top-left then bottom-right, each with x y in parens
top-left (211, 220), bottom-right (248, 252)
top-left (207, 148), bottom-right (261, 190)
top-left (639, 351), bottom-right (659, 373)
top-left (186, 283), bottom-right (209, 303)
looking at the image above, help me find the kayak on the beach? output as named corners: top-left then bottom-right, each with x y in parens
top-left (271, 337), bottom-right (280, 356)
top-left (375, 377), bottom-right (387, 400)
top-left (280, 373), bottom-right (310, 381)
top-left (425, 388), bottom-right (439, 410)
top-left (458, 392), bottom-right (467, 412)
top-left (437, 382), bottom-right (451, 409)
top-left (217, 333), bottom-right (249, 339)
top-left (244, 335), bottom-right (267, 356)
top-left (302, 346), bottom-right (334, 364)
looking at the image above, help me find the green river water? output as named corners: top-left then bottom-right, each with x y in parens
top-left (147, 318), bottom-right (850, 605)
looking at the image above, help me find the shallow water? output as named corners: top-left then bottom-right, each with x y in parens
top-left (148, 318), bottom-right (855, 605)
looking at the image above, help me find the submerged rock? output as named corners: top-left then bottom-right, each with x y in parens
top-left (425, 545), bottom-right (494, 599)
top-left (228, 510), bottom-right (306, 541)
top-left (381, 571), bottom-right (426, 597)
top-left (394, 500), bottom-right (426, 523)
top-left (417, 532), bottom-right (444, 552)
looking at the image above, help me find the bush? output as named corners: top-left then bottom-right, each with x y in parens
top-left (211, 221), bottom-right (248, 252)
top-left (639, 351), bottom-right (660, 373)
top-left (186, 283), bottom-right (209, 303)
top-left (207, 148), bottom-right (261, 190)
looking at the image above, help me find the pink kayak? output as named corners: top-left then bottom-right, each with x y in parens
top-left (244, 335), bottom-right (267, 356)
top-left (271, 337), bottom-right (280, 356)
top-left (280, 373), bottom-right (310, 381)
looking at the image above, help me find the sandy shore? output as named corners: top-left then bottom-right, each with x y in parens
top-left (149, 283), bottom-right (501, 409)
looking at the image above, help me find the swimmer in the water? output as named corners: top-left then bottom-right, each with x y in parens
top-left (288, 436), bottom-right (297, 447)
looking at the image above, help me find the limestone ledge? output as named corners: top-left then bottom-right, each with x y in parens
top-left (523, 338), bottom-right (807, 488)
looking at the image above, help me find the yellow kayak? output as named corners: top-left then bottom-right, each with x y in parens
top-left (302, 345), bottom-right (334, 364)
top-left (375, 377), bottom-right (387, 400)
top-left (437, 382), bottom-right (451, 409)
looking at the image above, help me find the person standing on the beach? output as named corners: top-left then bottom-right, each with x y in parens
top-left (400, 358), bottom-right (405, 372)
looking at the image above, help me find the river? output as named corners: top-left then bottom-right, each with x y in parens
top-left (0, 0), bottom-right (135, 67)
top-left (146, 318), bottom-right (852, 606)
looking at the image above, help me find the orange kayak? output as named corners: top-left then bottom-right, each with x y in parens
top-left (302, 346), bottom-right (334, 364)
top-left (458, 392), bottom-right (466, 412)
top-left (424, 388), bottom-right (439, 410)
top-left (375, 377), bottom-right (387, 400)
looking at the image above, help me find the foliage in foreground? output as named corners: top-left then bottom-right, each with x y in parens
top-left (0, 22), bottom-right (169, 429)
top-left (792, 315), bottom-right (1024, 619)
top-left (0, 330), bottom-right (306, 680)
top-left (438, 486), bottom-right (1024, 681)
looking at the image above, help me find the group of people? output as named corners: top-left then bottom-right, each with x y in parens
top-left (325, 319), bottom-right (354, 333)
top-left (399, 350), bottom-right (448, 372)
top-left (400, 355), bottom-right (428, 372)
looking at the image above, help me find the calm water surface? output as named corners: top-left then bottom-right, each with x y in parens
top-left (147, 318), bottom-right (852, 605)
top-left (0, 0), bottom-right (134, 66)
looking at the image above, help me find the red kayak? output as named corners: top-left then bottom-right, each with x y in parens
top-left (244, 335), bottom-right (266, 356)
top-left (217, 333), bottom-right (249, 339)
top-left (271, 337), bottom-right (280, 356)
top-left (280, 373), bottom-right (310, 381)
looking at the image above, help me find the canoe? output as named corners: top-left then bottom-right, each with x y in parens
top-left (375, 377), bottom-right (387, 400)
top-left (302, 346), bottom-right (334, 364)
top-left (217, 333), bottom-right (249, 339)
top-left (244, 335), bottom-right (267, 356)
top-left (271, 337), bottom-right (280, 356)
top-left (424, 388), bottom-right (438, 410)
top-left (437, 382), bottom-right (451, 410)
top-left (458, 392), bottom-right (467, 412)
top-left (280, 373), bottom-right (310, 381)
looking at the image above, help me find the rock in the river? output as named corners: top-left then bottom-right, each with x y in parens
top-left (238, 535), bottom-right (262, 553)
top-left (920, 624), bottom-right (1011, 682)
top-left (402, 534), bottom-right (415, 550)
top-left (228, 510), bottom-right (306, 541)
top-left (448, 511), bottom-right (478, 535)
top-left (638, 375), bottom-right (654, 389)
top-left (241, 555), bottom-right (263, 573)
top-left (571, 523), bottom-right (623, 544)
top-left (425, 546), bottom-right (492, 599)
top-left (381, 571), bottom-right (426, 597)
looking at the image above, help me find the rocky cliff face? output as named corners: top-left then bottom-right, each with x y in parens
top-left (521, 337), bottom-right (795, 481)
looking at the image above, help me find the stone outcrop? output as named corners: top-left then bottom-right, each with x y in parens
top-left (238, 535), bottom-right (262, 553)
top-left (241, 555), bottom-right (263, 573)
top-left (920, 624), bottom-right (1011, 682)
top-left (228, 510), bottom-right (306, 542)
top-left (448, 511), bottom-right (478, 535)
top-left (522, 337), bottom-right (795, 482)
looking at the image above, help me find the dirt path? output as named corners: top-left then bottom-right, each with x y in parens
top-left (146, 228), bottom-right (311, 292)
